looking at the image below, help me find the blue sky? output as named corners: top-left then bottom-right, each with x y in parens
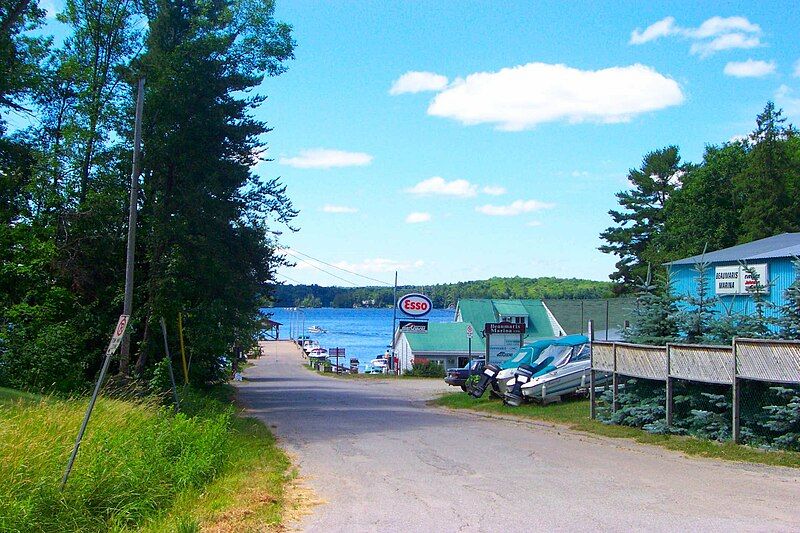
top-left (37, 1), bottom-right (800, 287)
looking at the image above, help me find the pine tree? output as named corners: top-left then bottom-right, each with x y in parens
top-left (678, 251), bottom-right (718, 343)
top-left (600, 146), bottom-right (686, 290)
top-left (778, 257), bottom-right (800, 339)
top-left (624, 266), bottom-right (679, 345)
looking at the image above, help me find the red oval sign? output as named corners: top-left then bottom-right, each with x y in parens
top-left (397, 293), bottom-right (433, 317)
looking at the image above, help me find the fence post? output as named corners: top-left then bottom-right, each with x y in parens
top-left (665, 343), bottom-right (673, 428)
top-left (588, 320), bottom-right (596, 419)
top-left (612, 342), bottom-right (618, 413)
top-left (732, 338), bottom-right (740, 444)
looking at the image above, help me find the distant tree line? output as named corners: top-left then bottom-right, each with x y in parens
top-left (0, 0), bottom-right (295, 393)
top-left (600, 102), bottom-right (800, 292)
top-left (271, 276), bottom-right (615, 308)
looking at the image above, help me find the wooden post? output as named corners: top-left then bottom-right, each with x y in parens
top-left (665, 344), bottom-right (673, 428)
top-left (588, 320), bottom-right (596, 419)
top-left (732, 338), bottom-right (740, 443)
top-left (612, 342), bottom-right (618, 413)
top-left (177, 312), bottom-right (188, 385)
top-left (119, 78), bottom-right (145, 376)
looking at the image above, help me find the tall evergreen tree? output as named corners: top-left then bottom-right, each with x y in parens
top-left (132, 0), bottom-right (295, 381)
top-left (600, 146), bottom-right (686, 290)
top-left (624, 266), bottom-right (679, 345)
top-left (735, 102), bottom-right (798, 242)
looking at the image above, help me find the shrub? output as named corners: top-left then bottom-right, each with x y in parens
top-left (404, 361), bottom-right (445, 378)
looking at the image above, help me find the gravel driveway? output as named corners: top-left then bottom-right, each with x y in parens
top-left (237, 341), bottom-right (800, 532)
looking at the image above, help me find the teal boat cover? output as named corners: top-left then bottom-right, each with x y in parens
top-left (499, 334), bottom-right (589, 370)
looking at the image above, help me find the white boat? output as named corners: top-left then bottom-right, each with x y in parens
top-left (495, 342), bottom-right (583, 395)
top-left (520, 345), bottom-right (612, 403)
top-left (364, 357), bottom-right (388, 374)
top-left (308, 325), bottom-right (326, 333)
top-left (301, 339), bottom-right (321, 354)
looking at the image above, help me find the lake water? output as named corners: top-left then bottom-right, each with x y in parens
top-left (261, 307), bottom-right (455, 368)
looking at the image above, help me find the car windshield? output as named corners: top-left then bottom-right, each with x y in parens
top-left (470, 360), bottom-right (483, 370)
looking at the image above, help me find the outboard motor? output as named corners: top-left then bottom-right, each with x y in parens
top-left (504, 364), bottom-right (536, 407)
top-left (469, 364), bottom-right (501, 398)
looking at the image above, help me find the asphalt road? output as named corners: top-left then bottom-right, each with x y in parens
top-left (237, 341), bottom-right (800, 532)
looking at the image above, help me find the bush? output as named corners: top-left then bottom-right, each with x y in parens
top-left (404, 361), bottom-right (445, 378)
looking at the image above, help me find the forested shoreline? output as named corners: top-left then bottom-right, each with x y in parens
top-left (272, 276), bottom-right (615, 308)
top-left (1, 0), bottom-right (295, 392)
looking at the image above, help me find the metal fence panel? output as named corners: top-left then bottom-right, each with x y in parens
top-left (735, 339), bottom-right (800, 383)
top-left (592, 342), bottom-right (615, 371)
top-left (669, 344), bottom-right (734, 384)
top-left (615, 343), bottom-right (668, 381)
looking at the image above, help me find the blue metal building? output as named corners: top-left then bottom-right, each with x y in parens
top-left (667, 233), bottom-right (800, 319)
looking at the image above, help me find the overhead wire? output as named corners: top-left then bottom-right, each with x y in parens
top-left (284, 253), bottom-right (362, 286)
top-left (284, 248), bottom-right (392, 286)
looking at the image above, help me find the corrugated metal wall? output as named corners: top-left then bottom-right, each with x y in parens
top-left (670, 257), bottom-right (796, 319)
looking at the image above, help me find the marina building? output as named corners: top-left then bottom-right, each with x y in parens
top-left (668, 232), bottom-right (800, 320)
top-left (394, 299), bottom-right (566, 371)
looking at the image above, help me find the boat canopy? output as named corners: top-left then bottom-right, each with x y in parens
top-left (499, 334), bottom-right (589, 370)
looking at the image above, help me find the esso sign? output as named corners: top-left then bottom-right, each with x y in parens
top-left (398, 293), bottom-right (432, 318)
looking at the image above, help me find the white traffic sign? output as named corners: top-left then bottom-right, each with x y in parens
top-left (466, 324), bottom-right (474, 338)
top-left (106, 315), bottom-right (130, 355)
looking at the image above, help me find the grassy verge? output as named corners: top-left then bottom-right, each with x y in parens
top-left (0, 385), bottom-right (295, 532)
top-left (434, 392), bottom-right (800, 468)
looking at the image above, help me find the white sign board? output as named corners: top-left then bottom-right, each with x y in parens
top-left (488, 333), bottom-right (520, 364)
top-left (106, 315), bottom-right (130, 355)
top-left (714, 264), bottom-right (768, 295)
top-left (466, 324), bottom-right (474, 339)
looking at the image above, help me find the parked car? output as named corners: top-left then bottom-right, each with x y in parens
top-left (444, 359), bottom-right (485, 391)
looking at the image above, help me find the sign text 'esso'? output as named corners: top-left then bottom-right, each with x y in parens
top-left (397, 293), bottom-right (432, 318)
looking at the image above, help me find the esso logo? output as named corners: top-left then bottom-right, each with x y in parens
top-left (398, 293), bottom-right (432, 317)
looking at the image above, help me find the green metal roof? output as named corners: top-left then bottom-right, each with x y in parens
top-left (493, 301), bottom-right (528, 316)
top-left (404, 322), bottom-right (485, 353)
top-left (455, 298), bottom-right (557, 340)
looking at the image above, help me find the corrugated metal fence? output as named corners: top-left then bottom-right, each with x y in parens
top-left (589, 337), bottom-right (800, 442)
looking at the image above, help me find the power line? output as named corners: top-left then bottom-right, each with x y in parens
top-left (284, 253), bottom-right (361, 286)
top-left (286, 248), bottom-right (392, 286)
top-left (275, 272), bottom-right (304, 285)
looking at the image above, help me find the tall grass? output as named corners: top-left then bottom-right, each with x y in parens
top-left (0, 388), bottom-right (277, 532)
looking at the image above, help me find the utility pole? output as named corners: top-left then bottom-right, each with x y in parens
top-left (119, 78), bottom-right (145, 376)
top-left (390, 271), bottom-right (398, 372)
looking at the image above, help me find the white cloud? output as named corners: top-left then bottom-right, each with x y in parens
top-left (688, 16), bottom-right (760, 39)
top-left (728, 134), bottom-right (749, 144)
top-left (476, 199), bottom-right (555, 216)
top-left (794, 60), bottom-right (800, 78)
top-left (690, 33), bottom-right (760, 58)
top-left (776, 85), bottom-right (800, 117)
top-left (630, 16), bottom-right (680, 44)
top-left (426, 62), bottom-right (683, 131)
top-left (630, 16), bottom-right (762, 57)
top-left (723, 59), bottom-right (776, 78)
top-left (526, 220), bottom-right (543, 227)
top-left (279, 149), bottom-right (373, 169)
top-left (406, 176), bottom-right (478, 197)
top-left (482, 185), bottom-right (507, 196)
top-left (322, 205), bottom-right (357, 214)
top-left (389, 71), bottom-right (449, 95)
top-left (405, 212), bottom-right (432, 223)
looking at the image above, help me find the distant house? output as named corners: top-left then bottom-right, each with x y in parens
top-left (668, 232), bottom-right (800, 321)
top-left (394, 299), bottom-right (565, 371)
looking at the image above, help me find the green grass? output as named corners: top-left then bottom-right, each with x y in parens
top-left (434, 392), bottom-right (800, 468)
top-left (0, 385), bottom-right (295, 532)
top-left (0, 386), bottom-right (43, 402)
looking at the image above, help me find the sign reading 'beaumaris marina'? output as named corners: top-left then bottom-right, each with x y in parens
top-left (714, 264), bottom-right (768, 295)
